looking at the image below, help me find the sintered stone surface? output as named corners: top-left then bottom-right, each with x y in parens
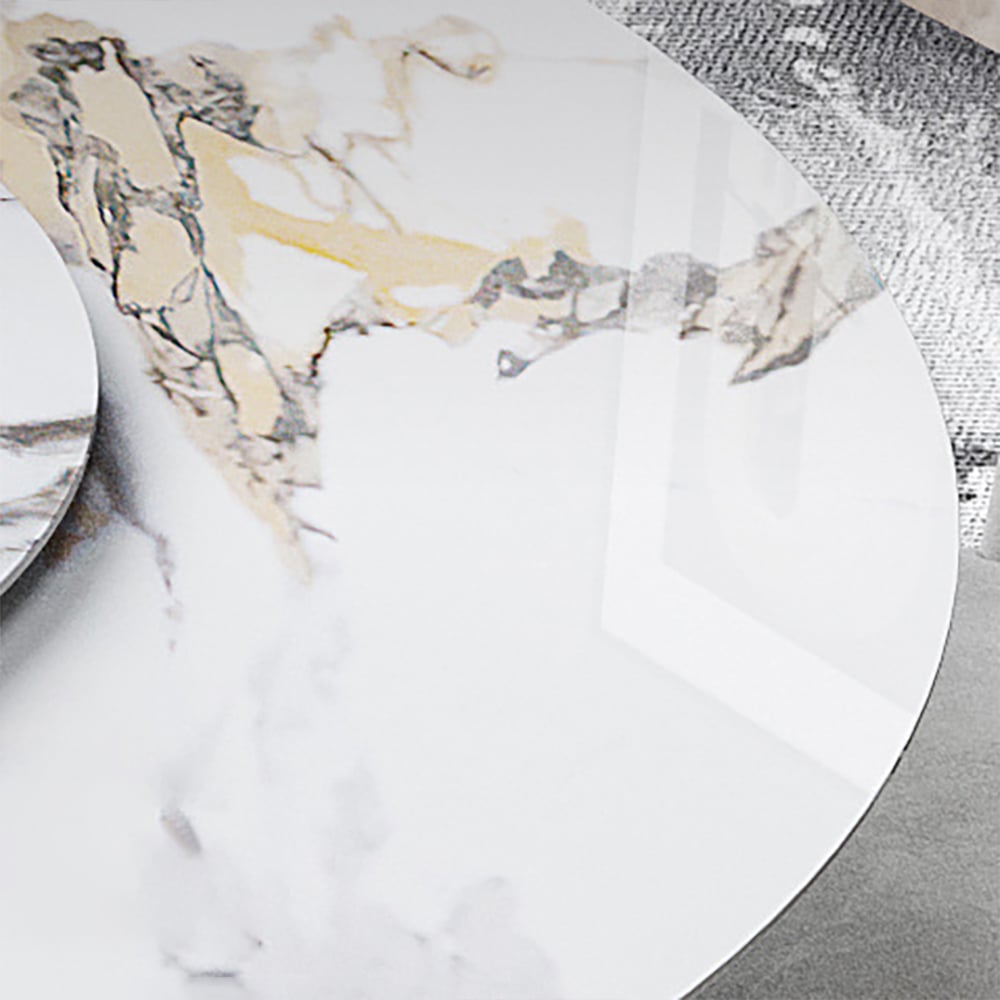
top-left (593, 0), bottom-right (1000, 547)
top-left (0, 3), bottom-right (963, 998)
top-left (0, 186), bottom-right (97, 592)
top-left (687, 552), bottom-right (1000, 1000)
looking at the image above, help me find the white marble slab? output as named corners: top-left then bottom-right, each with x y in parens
top-left (0, 183), bottom-right (97, 592)
top-left (0, 2), bottom-right (957, 997)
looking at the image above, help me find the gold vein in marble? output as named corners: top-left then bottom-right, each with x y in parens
top-left (0, 12), bottom-right (880, 569)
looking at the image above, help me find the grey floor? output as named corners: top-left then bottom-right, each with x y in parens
top-left (687, 551), bottom-right (999, 999)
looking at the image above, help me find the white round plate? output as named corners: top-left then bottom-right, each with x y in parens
top-left (0, 3), bottom-right (956, 998)
top-left (0, 183), bottom-right (97, 594)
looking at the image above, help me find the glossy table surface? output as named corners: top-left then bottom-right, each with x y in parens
top-left (0, 2), bottom-right (957, 997)
top-left (0, 184), bottom-right (97, 593)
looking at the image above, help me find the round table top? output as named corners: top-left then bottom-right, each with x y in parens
top-left (0, 2), bottom-right (957, 997)
top-left (0, 184), bottom-right (98, 594)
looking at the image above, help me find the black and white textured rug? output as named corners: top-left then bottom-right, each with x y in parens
top-left (593, 0), bottom-right (999, 549)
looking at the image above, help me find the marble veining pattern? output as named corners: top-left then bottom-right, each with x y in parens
top-left (0, 191), bottom-right (97, 590)
top-left (2, 12), bottom-right (878, 567)
top-left (593, 0), bottom-right (1000, 547)
top-left (0, 417), bottom-right (94, 557)
top-left (0, 3), bottom-right (957, 998)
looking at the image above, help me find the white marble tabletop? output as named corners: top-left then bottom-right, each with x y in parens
top-left (0, 183), bottom-right (97, 592)
top-left (0, 2), bottom-right (957, 997)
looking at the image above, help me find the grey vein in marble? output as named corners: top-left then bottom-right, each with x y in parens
top-left (0, 418), bottom-right (94, 568)
top-left (0, 184), bottom-right (97, 590)
top-left (484, 205), bottom-right (880, 381)
top-left (1, 16), bottom-right (881, 570)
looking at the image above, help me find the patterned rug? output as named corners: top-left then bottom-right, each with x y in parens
top-left (593, 0), bottom-right (999, 548)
